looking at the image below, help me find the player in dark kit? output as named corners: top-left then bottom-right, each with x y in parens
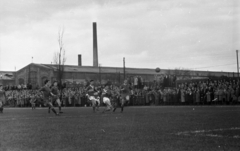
top-left (51, 81), bottom-right (63, 114)
top-left (113, 80), bottom-right (131, 113)
top-left (39, 80), bottom-right (59, 116)
top-left (0, 84), bottom-right (6, 113)
top-left (85, 80), bottom-right (100, 112)
top-left (110, 86), bottom-right (121, 111)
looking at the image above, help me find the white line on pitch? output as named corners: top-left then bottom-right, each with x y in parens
top-left (176, 127), bottom-right (240, 135)
top-left (0, 114), bottom-right (119, 121)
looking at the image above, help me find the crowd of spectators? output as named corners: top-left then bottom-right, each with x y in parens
top-left (3, 87), bottom-right (88, 107)
top-left (2, 79), bottom-right (240, 108)
top-left (137, 79), bottom-right (240, 105)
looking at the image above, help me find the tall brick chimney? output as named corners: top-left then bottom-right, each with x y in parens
top-left (93, 22), bottom-right (98, 67)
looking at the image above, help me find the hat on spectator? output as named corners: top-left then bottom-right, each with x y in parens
top-left (44, 79), bottom-right (49, 85)
top-left (53, 80), bottom-right (58, 84)
top-left (104, 81), bottom-right (112, 87)
top-left (104, 83), bottom-right (110, 87)
top-left (90, 79), bottom-right (94, 82)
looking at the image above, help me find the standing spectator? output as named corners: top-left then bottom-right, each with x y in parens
top-left (226, 88), bottom-right (231, 105)
top-left (200, 88), bottom-right (205, 105)
top-left (180, 88), bottom-right (185, 105)
top-left (206, 90), bottom-right (211, 105)
top-left (218, 88), bottom-right (223, 104)
top-left (17, 84), bottom-right (22, 90)
top-left (195, 88), bottom-right (200, 105)
top-left (212, 89), bottom-right (219, 104)
top-left (162, 89), bottom-right (167, 105)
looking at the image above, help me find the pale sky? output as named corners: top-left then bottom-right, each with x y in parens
top-left (0, 0), bottom-right (240, 72)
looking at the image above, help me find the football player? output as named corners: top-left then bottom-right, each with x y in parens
top-left (113, 80), bottom-right (131, 113)
top-left (85, 80), bottom-right (100, 112)
top-left (51, 81), bottom-right (63, 114)
top-left (101, 84), bottom-right (113, 113)
top-left (39, 80), bottom-right (59, 116)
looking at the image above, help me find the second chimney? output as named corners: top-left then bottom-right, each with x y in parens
top-left (78, 54), bottom-right (82, 66)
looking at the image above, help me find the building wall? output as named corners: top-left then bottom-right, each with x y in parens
top-left (0, 71), bottom-right (15, 86)
top-left (12, 63), bottom-right (239, 87)
top-left (0, 80), bottom-right (15, 86)
top-left (15, 64), bottom-right (55, 87)
top-left (60, 66), bottom-right (239, 85)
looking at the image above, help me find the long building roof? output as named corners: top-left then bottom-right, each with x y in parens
top-left (42, 64), bottom-right (237, 77)
top-left (13, 63), bottom-right (238, 78)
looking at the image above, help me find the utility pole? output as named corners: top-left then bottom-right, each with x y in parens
top-left (123, 57), bottom-right (125, 80)
top-left (237, 50), bottom-right (239, 79)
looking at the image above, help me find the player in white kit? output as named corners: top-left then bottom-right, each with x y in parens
top-left (101, 84), bottom-right (113, 113)
top-left (85, 80), bottom-right (100, 112)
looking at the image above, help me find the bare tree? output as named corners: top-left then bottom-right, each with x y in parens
top-left (53, 28), bottom-right (66, 89)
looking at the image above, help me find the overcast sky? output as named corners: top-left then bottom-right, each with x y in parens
top-left (0, 0), bottom-right (239, 72)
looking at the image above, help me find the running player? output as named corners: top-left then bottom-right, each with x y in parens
top-left (51, 81), bottom-right (63, 114)
top-left (113, 80), bottom-right (131, 113)
top-left (101, 84), bottom-right (113, 113)
top-left (0, 84), bottom-right (6, 113)
top-left (111, 86), bottom-right (121, 111)
top-left (39, 80), bottom-right (59, 116)
top-left (85, 80), bottom-right (100, 112)
top-left (95, 87), bottom-right (101, 110)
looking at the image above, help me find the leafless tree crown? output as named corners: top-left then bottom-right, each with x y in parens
top-left (53, 28), bottom-right (66, 84)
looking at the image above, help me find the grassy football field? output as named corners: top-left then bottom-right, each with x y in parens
top-left (0, 106), bottom-right (240, 151)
